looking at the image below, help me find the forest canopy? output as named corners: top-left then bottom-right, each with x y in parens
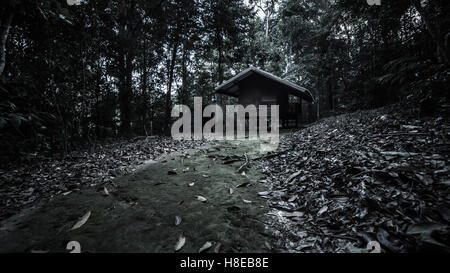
top-left (0, 0), bottom-right (449, 162)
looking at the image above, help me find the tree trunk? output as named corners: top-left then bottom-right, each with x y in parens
top-left (94, 61), bottom-right (102, 138)
top-left (180, 39), bottom-right (188, 105)
top-left (216, 28), bottom-right (224, 105)
top-left (217, 31), bottom-right (223, 84)
top-left (329, 72), bottom-right (335, 111)
top-left (141, 40), bottom-right (148, 136)
top-left (0, 12), bottom-right (13, 76)
top-left (165, 41), bottom-right (179, 134)
top-left (411, 0), bottom-right (449, 64)
top-left (316, 72), bottom-right (321, 121)
top-left (119, 50), bottom-right (134, 135)
top-left (265, 12), bottom-right (269, 39)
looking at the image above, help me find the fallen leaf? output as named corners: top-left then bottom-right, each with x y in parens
top-left (175, 235), bottom-right (186, 252)
top-left (70, 211), bottom-right (91, 230)
top-left (381, 151), bottom-right (419, 158)
top-left (286, 171), bottom-right (302, 184)
top-left (376, 228), bottom-right (399, 252)
top-left (284, 211), bottom-right (305, 218)
top-left (214, 243), bottom-right (221, 253)
top-left (196, 196), bottom-right (207, 202)
top-left (199, 241), bottom-right (213, 253)
top-left (406, 223), bottom-right (446, 235)
top-left (317, 206), bottom-right (328, 216)
top-left (175, 216), bottom-right (182, 226)
top-left (415, 174), bottom-right (434, 185)
top-left (236, 182), bottom-right (250, 188)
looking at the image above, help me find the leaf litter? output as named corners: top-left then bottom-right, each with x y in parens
top-left (0, 137), bottom-right (205, 221)
top-left (255, 105), bottom-right (450, 253)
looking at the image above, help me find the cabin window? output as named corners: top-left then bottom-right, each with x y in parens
top-left (289, 95), bottom-right (300, 103)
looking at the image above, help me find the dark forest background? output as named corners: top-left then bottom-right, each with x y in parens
top-left (0, 0), bottom-right (449, 163)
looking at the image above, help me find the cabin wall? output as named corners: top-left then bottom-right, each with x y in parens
top-left (219, 73), bottom-right (313, 127)
top-left (237, 80), bottom-right (278, 105)
top-left (236, 77), bottom-right (290, 121)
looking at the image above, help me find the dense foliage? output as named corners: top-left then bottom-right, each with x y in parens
top-left (0, 0), bottom-right (448, 164)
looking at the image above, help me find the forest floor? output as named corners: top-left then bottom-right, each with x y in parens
top-left (0, 139), bottom-right (279, 253)
top-left (0, 103), bottom-right (449, 253)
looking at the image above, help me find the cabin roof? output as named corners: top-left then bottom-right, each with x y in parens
top-left (215, 67), bottom-right (314, 102)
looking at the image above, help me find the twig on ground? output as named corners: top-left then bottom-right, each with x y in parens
top-left (237, 153), bottom-right (249, 173)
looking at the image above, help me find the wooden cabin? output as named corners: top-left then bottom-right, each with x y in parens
top-left (215, 67), bottom-right (314, 128)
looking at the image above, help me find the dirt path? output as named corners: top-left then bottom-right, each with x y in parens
top-left (0, 140), bottom-right (279, 253)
